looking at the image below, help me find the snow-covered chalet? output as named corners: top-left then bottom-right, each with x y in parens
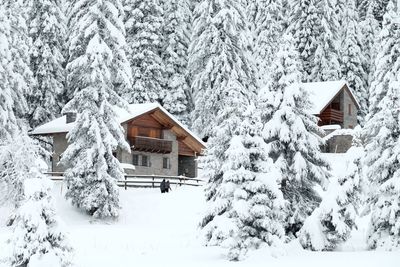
top-left (30, 103), bottom-right (206, 177)
top-left (302, 81), bottom-right (360, 153)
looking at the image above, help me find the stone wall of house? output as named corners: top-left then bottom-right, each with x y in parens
top-left (324, 134), bottom-right (353, 153)
top-left (119, 129), bottom-right (179, 176)
top-left (340, 89), bottom-right (358, 129)
top-left (51, 127), bottom-right (197, 177)
top-left (52, 133), bottom-right (68, 172)
top-left (178, 156), bottom-right (197, 178)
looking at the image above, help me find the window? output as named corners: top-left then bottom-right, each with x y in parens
top-left (141, 155), bottom-right (149, 167)
top-left (348, 104), bottom-right (352, 115)
top-left (132, 154), bottom-right (139, 166)
top-left (163, 157), bottom-right (170, 169)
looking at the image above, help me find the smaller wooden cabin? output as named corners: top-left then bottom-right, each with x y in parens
top-left (30, 103), bottom-right (206, 178)
top-left (302, 81), bottom-right (359, 129)
top-left (302, 81), bottom-right (360, 153)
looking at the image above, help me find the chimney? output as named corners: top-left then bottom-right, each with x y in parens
top-left (64, 112), bottom-right (77, 124)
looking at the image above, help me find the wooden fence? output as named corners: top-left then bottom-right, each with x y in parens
top-left (44, 172), bottom-right (205, 189)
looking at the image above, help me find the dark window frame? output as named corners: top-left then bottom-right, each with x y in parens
top-left (141, 155), bottom-right (149, 167)
top-left (132, 154), bottom-right (139, 166)
top-left (163, 157), bottom-right (170, 169)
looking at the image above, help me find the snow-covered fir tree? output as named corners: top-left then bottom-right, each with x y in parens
top-left (373, 0), bottom-right (391, 23)
top-left (3, 135), bottom-right (73, 267)
top-left (310, 0), bottom-right (341, 82)
top-left (62, 0), bottom-right (131, 218)
top-left (200, 92), bottom-right (285, 261)
top-left (247, 0), bottom-right (286, 88)
top-left (261, 34), bottom-right (330, 237)
top-left (356, 0), bottom-right (370, 20)
top-left (3, 0), bottom-right (34, 126)
top-left (358, 0), bottom-right (390, 23)
top-left (27, 0), bottom-right (67, 128)
top-left (340, 0), bottom-right (368, 125)
top-left (287, 0), bottom-right (320, 81)
top-left (1, 5), bottom-right (73, 264)
top-left (0, 5), bottom-right (32, 206)
top-left (0, 134), bottom-right (41, 206)
top-left (299, 146), bottom-right (363, 251)
top-left (360, 4), bottom-right (380, 100)
top-left (364, 79), bottom-right (400, 250)
top-left (368, 0), bottom-right (400, 119)
top-left (0, 6), bottom-right (18, 143)
top-left (288, 0), bottom-right (340, 82)
top-left (123, 0), bottom-right (165, 103)
top-left (188, 0), bottom-right (256, 139)
top-left (161, 0), bottom-right (192, 125)
top-left (364, 4), bottom-right (400, 246)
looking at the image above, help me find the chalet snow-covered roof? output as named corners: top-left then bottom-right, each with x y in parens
top-left (301, 81), bottom-right (359, 114)
top-left (30, 103), bottom-right (206, 149)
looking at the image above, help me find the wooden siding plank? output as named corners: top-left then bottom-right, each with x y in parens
top-left (178, 141), bottom-right (195, 156)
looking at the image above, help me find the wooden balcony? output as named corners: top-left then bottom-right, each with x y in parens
top-left (129, 136), bottom-right (172, 154)
top-left (319, 108), bottom-right (344, 124)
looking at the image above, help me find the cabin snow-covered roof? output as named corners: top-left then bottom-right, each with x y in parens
top-left (31, 103), bottom-right (159, 135)
top-left (301, 81), bottom-right (359, 114)
top-left (30, 103), bottom-right (206, 149)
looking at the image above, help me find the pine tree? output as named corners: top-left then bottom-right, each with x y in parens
top-left (356, 0), bottom-right (370, 20)
top-left (299, 146), bottom-right (363, 251)
top-left (62, 0), bottom-right (131, 218)
top-left (261, 34), bottom-right (330, 237)
top-left (0, 3), bottom-right (73, 265)
top-left (340, 0), bottom-right (368, 125)
top-left (288, 0), bottom-right (340, 82)
top-left (192, 0), bottom-right (285, 260)
top-left (364, 80), bottom-right (400, 250)
top-left (360, 4), bottom-right (380, 101)
top-left (123, 0), bottom-right (165, 104)
top-left (357, 0), bottom-right (390, 23)
top-left (188, 0), bottom-right (256, 139)
top-left (0, 7), bottom-right (22, 207)
top-left (364, 2), bottom-right (400, 246)
top-left (248, 0), bottom-right (286, 88)
top-left (200, 94), bottom-right (285, 261)
top-left (310, 0), bottom-right (341, 82)
top-left (27, 0), bottom-right (67, 128)
top-left (0, 3), bottom-right (32, 203)
top-left (3, 136), bottom-right (73, 267)
top-left (3, 0), bottom-right (34, 125)
top-left (368, 0), bottom-right (400, 119)
top-left (161, 0), bottom-right (192, 125)
top-left (373, 0), bottom-right (390, 23)
top-left (288, 0), bottom-right (320, 81)
top-left (0, 6), bottom-right (18, 143)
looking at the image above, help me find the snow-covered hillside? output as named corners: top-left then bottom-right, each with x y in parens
top-left (1, 154), bottom-right (400, 267)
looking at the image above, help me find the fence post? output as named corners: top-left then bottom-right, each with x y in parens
top-left (124, 175), bottom-right (127, 190)
top-left (152, 175), bottom-right (155, 188)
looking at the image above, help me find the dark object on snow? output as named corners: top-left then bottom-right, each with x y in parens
top-left (160, 179), bottom-right (166, 193)
top-left (165, 180), bottom-right (171, 193)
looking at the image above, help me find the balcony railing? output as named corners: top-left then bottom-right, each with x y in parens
top-left (129, 136), bottom-right (172, 154)
top-left (320, 108), bottom-right (344, 123)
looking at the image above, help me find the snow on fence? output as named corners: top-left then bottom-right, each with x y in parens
top-left (44, 172), bottom-right (205, 189)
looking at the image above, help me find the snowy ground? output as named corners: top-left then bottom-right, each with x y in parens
top-left (1, 154), bottom-right (400, 266)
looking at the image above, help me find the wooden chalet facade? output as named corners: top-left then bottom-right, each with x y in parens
top-left (31, 103), bottom-right (206, 178)
top-left (302, 81), bottom-right (360, 153)
top-left (302, 81), bottom-right (359, 129)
